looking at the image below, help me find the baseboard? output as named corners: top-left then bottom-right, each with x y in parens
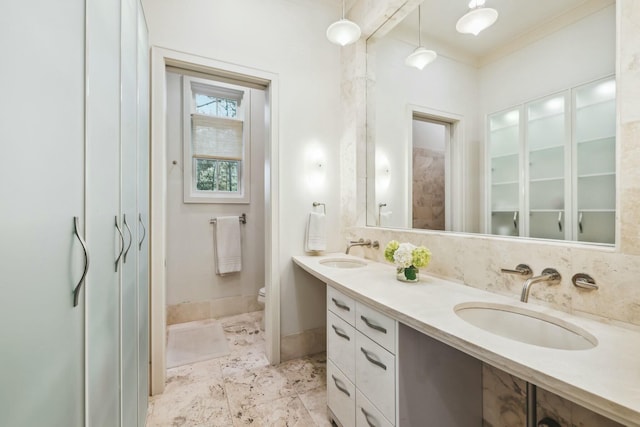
top-left (280, 326), bottom-right (327, 362)
top-left (167, 295), bottom-right (263, 325)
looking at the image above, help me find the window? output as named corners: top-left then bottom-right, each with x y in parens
top-left (183, 76), bottom-right (250, 203)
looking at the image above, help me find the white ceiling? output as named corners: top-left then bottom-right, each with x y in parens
top-left (394, 0), bottom-right (611, 61)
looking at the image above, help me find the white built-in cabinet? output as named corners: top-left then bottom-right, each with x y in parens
top-left (326, 286), bottom-right (482, 426)
top-left (0, 0), bottom-right (150, 426)
top-left (488, 76), bottom-right (616, 244)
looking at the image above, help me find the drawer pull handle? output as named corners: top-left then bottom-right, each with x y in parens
top-left (332, 298), bottom-right (350, 311)
top-left (331, 325), bottom-right (350, 341)
top-left (361, 407), bottom-right (377, 427)
top-left (331, 374), bottom-right (350, 397)
top-left (360, 315), bottom-right (387, 334)
top-left (360, 347), bottom-right (387, 371)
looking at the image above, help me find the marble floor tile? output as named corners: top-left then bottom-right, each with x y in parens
top-left (298, 386), bottom-right (333, 427)
top-left (278, 352), bottom-right (327, 394)
top-left (147, 311), bottom-right (329, 427)
top-left (231, 395), bottom-right (315, 427)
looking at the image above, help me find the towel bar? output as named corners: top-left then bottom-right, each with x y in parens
top-left (210, 213), bottom-right (247, 225)
top-left (313, 202), bottom-right (326, 214)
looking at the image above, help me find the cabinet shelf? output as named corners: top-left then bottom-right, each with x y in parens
top-left (492, 180), bottom-right (519, 186)
top-left (577, 135), bottom-right (615, 145)
top-left (576, 98), bottom-right (615, 111)
top-left (530, 177), bottom-right (564, 183)
top-left (528, 145), bottom-right (564, 154)
top-left (491, 152), bottom-right (519, 160)
top-left (530, 209), bottom-right (564, 213)
top-left (578, 172), bottom-right (615, 179)
top-left (577, 209), bottom-right (615, 213)
top-left (492, 209), bottom-right (519, 213)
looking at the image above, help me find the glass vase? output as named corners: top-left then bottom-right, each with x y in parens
top-left (396, 266), bottom-right (419, 283)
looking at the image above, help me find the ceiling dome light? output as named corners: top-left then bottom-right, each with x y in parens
top-left (456, 0), bottom-right (498, 36)
top-left (405, 47), bottom-right (438, 70)
top-left (326, 0), bottom-right (361, 46)
top-left (405, 5), bottom-right (437, 70)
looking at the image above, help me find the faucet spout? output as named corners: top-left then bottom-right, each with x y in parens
top-left (345, 238), bottom-right (379, 254)
top-left (520, 268), bottom-right (561, 302)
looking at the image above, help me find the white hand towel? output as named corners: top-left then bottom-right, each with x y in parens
top-left (379, 210), bottom-right (392, 227)
top-left (305, 212), bottom-right (327, 252)
top-left (215, 216), bottom-right (242, 275)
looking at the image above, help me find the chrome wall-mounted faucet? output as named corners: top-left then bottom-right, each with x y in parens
top-left (520, 268), bottom-right (561, 302)
top-left (345, 238), bottom-right (379, 254)
top-left (500, 264), bottom-right (533, 277)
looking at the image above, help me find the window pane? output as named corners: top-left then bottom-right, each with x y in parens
top-left (195, 158), bottom-right (240, 193)
top-left (195, 94), bottom-right (237, 118)
top-left (195, 159), bottom-right (216, 191)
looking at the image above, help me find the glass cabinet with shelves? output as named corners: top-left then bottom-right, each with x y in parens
top-left (489, 108), bottom-right (521, 237)
top-left (487, 76), bottom-right (615, 244)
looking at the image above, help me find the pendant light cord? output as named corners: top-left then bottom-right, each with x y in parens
top-left (418, 6), bottom-right (422, 46)
top-left (342, 0), bottom-right (345, 19)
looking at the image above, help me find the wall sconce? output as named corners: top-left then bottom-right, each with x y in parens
top-left (306, 145), bottom-right (326, 190)
top-left (405, 5), bottom-right (437, 70)
top-left (326, 0), bottom-right (361, 46)
top-left (456, 0), bottom-right (498, 36)
top-left (375, 152), bottom-right (391, 192)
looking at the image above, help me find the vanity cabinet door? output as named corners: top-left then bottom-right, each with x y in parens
top-left (328, 286), bottom-right (356, 325)
top-left (328, 310), bottom-right (356, 382)
top-left (356, 389), bottom-right (394, 427)
top-left (356, 302), bottom-right (396, 354)
top-left (328, 360), bottom-right (356, 427)
top-left (356, 332), bottom-right (396, 423)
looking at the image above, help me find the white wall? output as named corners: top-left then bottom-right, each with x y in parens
top-left (479, 5), bottom-right (615, 115)
top-left (165, 71), bottom-right (265, 306)
top-left (142, 0), bottom-right (343, 337)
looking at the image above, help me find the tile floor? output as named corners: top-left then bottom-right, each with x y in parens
top-left (146, 311), bottom-right (333, 427)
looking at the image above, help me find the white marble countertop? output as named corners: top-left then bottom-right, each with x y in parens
top-left (292, 253), bottom-right (640, 426)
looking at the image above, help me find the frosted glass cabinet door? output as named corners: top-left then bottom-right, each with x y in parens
top-left (527, 94), bottom-right (567, 239)
top-left (137, 4), bottom-right (151, 426)
top-left (121, 0), bottom-right (141, 425)
top-left (574, 77), bottom-right (616, 244)
top-left (489, 108), bottom-right (521, 235)
top-left (85, 0), bottom-right (123, 425)
top-left (0, 1), bottom-right (86, 425)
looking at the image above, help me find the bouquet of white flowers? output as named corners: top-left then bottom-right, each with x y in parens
top-left (384, 240), bottom-right (431, 282)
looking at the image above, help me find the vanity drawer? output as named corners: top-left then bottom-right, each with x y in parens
top-left (356, 389), bottom-right (394, 427)
top-left (328, 360), bottom-right (356, 427)
top-left (355, 331), bottom-right (396, 423)
top-left (328, 286), bottom-right (356, 325)
top-left (356, 302), bottom-right (396, 354)
top-left (328, 310), bottom-right (356, 382)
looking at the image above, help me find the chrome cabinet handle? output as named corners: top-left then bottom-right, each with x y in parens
top-left (513, 211), bottom-right (518, 230)
top-left (331, 298), bottom-right (350, 311)
top-left (360, 347), bottom-right (387, 370)
top-left (72, 217), bottom-right (90, 307)
top-left (578, 212), bottom-right (584, 233)
top-left (331, 375), bottom-right (350, 397)
top-left (123, 214), bottom-right (133, 263)
top-left (331, 325), bottom-right (350, 341)
top-left (557, 211), bottom-right (563, 232)
top-left (360, 408), bottom-right (377, 427)
top-left (138, 213), bottom-right (146, 250)
top-left (360, 315), bottom-right (387, 334)
top-left (115, 216), bottom-right (125, 272)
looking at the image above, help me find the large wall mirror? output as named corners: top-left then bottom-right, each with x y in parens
top-left (366, 0), bottom-right (616, 245)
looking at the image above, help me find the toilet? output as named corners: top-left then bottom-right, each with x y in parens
top-left (257, 287), bottom-right (266, 330)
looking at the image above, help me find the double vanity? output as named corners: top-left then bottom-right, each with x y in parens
top-left (292, 254), bottom-right (640, 426)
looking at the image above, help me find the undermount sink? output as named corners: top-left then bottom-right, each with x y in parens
top-left (319, 258), bottom-right (367, 269)
top-left (454, 302), bottom-right (597, 350)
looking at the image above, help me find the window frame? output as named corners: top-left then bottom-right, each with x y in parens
top-left (182, 76), bottom-right (251, 203)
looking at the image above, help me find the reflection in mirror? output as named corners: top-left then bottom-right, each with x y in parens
top-left (366, 0), bottom-right (616, 245)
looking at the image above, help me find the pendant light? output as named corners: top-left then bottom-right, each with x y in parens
top-left (405, 6), bottom-right (437, 70)
top-left (326, 0), bottom-right (361, 46)
top-left (456, 0), bottom-right (498, 36)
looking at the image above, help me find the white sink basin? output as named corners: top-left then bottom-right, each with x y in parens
top-left (454, 302), bottom-right (597, 350)
top-left (319, 258), bottom-right (367, 269)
